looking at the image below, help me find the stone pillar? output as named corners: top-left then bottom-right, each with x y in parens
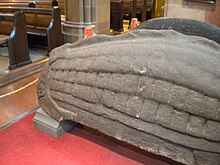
top-left (84, 0), bottom-right (92, 25)
top-left (63, 0), bottom-right (110, 43)
top-left (92, 0), bottom-right (110, 34)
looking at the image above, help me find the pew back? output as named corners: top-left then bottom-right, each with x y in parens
top-left (0, 14), bottom-right (13, 35)
top-left (0, 7), bottom-right (52, 34)
top-left (0, 12), bottom-right (31, 69)
top-left (0, 0), bottom-right (64, 14)
top-left (0, 7), bottom-right (63, 51)
top-left (111, 0), bottom-right (124, 31)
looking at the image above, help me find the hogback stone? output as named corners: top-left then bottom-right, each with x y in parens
top-left (38, 29), bottom-right (220, 165)
top-left (135, 17), bottom-right (220, 44)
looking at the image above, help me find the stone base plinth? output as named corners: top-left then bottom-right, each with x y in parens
top-left (33, 107), bottom-right (75, 138)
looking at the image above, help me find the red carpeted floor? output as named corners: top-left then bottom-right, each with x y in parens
top-left (0, 113), bottom-right (172, 165)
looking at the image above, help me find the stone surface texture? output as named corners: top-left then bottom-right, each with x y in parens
top-left (135, 17), bottom-right (220, 44)
top-left (38, 29), bottom-right (220, 165)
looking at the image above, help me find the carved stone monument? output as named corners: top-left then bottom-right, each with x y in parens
top-left (135, 17), bottom-right (220, 44)
top-left (35, 30), bottom-right (220, 165)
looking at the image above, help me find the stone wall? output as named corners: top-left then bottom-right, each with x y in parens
top-left (164, 0), bottom-right (220, 27)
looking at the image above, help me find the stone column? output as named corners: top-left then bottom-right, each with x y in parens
top-left (92, 0), bottom-right (110, 34)
top-left (84, 0), bottom-right (92, 25)
top-left (63, 0), bottom-right (110, 43)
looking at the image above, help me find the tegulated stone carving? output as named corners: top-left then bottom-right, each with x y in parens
top-left (135, 17), bottom-right (220, 44)
top-left (38, 30), bottom-right (220, 165)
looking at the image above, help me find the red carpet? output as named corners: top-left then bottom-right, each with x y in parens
top-left (0, 113), bottom-right (171, 165)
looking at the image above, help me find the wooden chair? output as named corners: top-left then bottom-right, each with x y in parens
top-left (110, 0), bottom-right (124, 32)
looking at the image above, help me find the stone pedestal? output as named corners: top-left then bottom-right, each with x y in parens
top-left (63, 0), bottom-right (110, 43)
top-left (33, 107), bottom-right (75, 137)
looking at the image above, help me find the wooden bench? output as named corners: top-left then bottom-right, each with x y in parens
top-left (0, 12), bottom-right (31, 70)
top-left (0, 0), bottom-right (65, 14)
top-left (110, 0), bottom-right (124, 31)
top-left (110, 0), bottom-right (153, 31)
top-left (0, 7), bottom-right (63, 52)
top-left (130, 0), bottom-right (152, 22)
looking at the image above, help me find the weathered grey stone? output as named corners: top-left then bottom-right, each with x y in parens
top-left (50, 89), bottom-right (220, 154)
top-left (193, 151), bottom-right (220, 165)
top-left (203, 120), bottom-right (220, 141)
top-left (113, 93), bottom-right (128, 113)
top-left (96, 73), bottom-right (111, 89)
top-left (156, 105), bottom-right (173, 128)
top-left (217, 106), bottom-right (220, 121)
top-left (63, 70), bottom-right (70, 82)
top-left (84, 72), bottom-right (97, 86)
top-left (38, 30), bottom-right (220, 165)
top-left (63, 82), bottom-right (73, 94)
top-left (126, 96), bottom-right (143, 118)
top-left (135, 17), bottom-right (220, 44)
top-left (55, 59), bottom-right (68, 70)
top-left (109, 73), bottom-right (124, 92)
top-left (140, 100), bottom-right (159, 122)
top-left (101, 90), bottom-right (115, 108)
top-left (71, 83), bottom-right (82, 97)
top-left (170, 110), bottom-right (189, 132)
top-left (152, 80), bottom-right (172, 104)
top-left (121, 74), bottom-right (140, 94)
top-left (64, 60), bottom-right (76, 70)
top-left (186, 116), bottom-right (205, 137)
top-left (93, 56), bottom-right (111, 71)
top-left (68, 71), bottom-right (77, 83)
top-left (88, 87), bottom-right (103, 103)
top-left (184, 91), bottom-right (204, 115)
top-left (54, 70), bottom-right (66, 81)
top-left (200, 96), bottom-right (219, 120)
top-left (78, 85), bottom-right (89, 100)
top-left (73, 58), bottom-right (84, 70)
top-left (168, 85), bottom-right (188, 110)
top-left (49, 79), bottom-right (65, 92)
top-left (138, 76), bottom-right (155, 99)
top-left (81, 57), bottom-right (95, 71)
top-left (76, 71), bottom-right (86, 84)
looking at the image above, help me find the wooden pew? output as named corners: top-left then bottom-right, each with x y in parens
top-left (131, 0), bottom-right (152, 22)
top-left (110, 0), bottom-right (124, 32)
top-left (0, 12), bottom-right (31, 70)
top-left (123, 0), bottom-right (133, 16)
top-left (110, 0), bottom-right (153, 31)
top-left (0, 0), bottom-right (65, 14)
top-left (0, 7), bottom-right (63, 52)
